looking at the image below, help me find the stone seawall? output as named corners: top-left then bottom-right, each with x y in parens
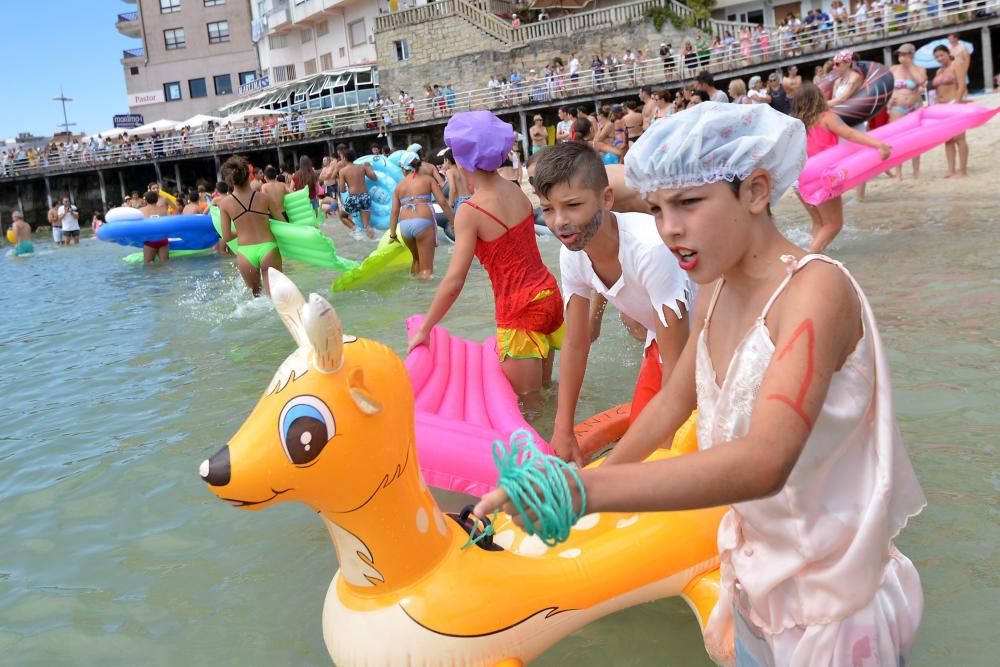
top-left (377, 16), bottom-right (702, 98)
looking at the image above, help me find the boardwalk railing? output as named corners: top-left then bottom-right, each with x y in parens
top-left (4, 5), bottom-right (994, 180)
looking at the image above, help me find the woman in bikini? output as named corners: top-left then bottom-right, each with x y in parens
top-left (408, 111), bottom-right (564, 415)
top-left (218, 156), bottom-right (286, 297)
top-left (933, 45), bottom-right (969, 178)
top-left (650, 89), bottom-right (674, 122)
top-left (622, 100), bottom-right (644, 150)
top-left (388, 152), bottom-right (453, 279)
top-left (888, 43), bottom-right (927, 180)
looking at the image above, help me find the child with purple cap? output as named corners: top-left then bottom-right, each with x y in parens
top-left (407, 111), bottom-right (564, 410)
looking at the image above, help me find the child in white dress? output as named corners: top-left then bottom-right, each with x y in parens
top-left (476, 103), bottom-right (925, 666)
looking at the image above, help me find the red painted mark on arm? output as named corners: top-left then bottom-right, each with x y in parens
top-left (767, 319), bottom-right (815, 429)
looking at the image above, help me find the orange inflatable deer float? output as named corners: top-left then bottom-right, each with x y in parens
top-left (200, 268), bottom-right (724, 666)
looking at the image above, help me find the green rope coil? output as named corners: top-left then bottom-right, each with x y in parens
top-left (464, 429), bottom-right (587, 550)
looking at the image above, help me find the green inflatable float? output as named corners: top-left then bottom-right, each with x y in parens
top-left (331, 230), bottom-right (413, 291)
top-left (211, 188), bottom-right (357, 271)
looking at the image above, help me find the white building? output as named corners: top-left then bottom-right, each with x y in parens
top-left (116, 0), bottom-right (260, 121)
top-left (224, 0), bottom-right (383, 115)
top-left (712, 0), bottom-right (837, 26)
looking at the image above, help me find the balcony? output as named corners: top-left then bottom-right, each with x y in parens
top-left (116, 11), bottom-right (140, 38)
top-left (122, 47), bottom-right (145, 61)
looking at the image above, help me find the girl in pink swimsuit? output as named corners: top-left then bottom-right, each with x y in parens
top-left (477, 102), bottom-right (925, 667)
top-left (793, 83), bottom-right (892, 253)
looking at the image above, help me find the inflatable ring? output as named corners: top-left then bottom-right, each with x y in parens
top-left (201, 269), bottom-right (724, 667)
top-left (817, 61), bottom-right (894, 126)
top-left (96, 213), bottom-right (218, 250)
top-left (340, 155), bottom-right (404, 230)
top-left (105, 206), bottom-right (144, 222)
top-left (159, 191), bottom-right (178, 215)
top-left (601, 152), bottom-right (620, 165)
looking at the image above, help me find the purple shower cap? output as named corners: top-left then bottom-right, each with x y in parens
top-left (444, 111), bottom-right (515, 172)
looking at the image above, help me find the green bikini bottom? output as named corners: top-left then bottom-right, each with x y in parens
top-left (238, 241), bottom-right (279, 268)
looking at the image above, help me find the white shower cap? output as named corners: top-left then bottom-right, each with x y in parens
top-left (624, 102), bottom-right (807, 205)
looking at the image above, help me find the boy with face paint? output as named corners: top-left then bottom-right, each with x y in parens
top-left (534, 141), bottom-right (694, 466)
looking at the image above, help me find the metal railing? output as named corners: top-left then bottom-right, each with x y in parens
top-left (3, 5), bottom-right (995, 181)
top-left (122, 47), bottom-right (145, 58)
top-left (117, 11), bottom-right (139, 22)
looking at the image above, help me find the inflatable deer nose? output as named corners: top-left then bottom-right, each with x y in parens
top-left (200, 446), bottom-right (231, 487)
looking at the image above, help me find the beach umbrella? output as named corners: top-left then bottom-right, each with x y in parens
top-left (228, 107), bottom-right (284, 122)
top-left (131, 119), bottom-right (180, 136)
top-left (914, 39), bottom-right (973, 69)
top-left (179, 113), bottom-right (225, 128)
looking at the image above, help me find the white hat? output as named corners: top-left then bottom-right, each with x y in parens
top-left (624, 102), bottom-right (806, 205)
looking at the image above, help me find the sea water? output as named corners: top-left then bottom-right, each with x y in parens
top-left (0, 195), bottom-right (996, 665)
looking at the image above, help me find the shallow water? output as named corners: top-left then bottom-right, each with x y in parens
top-left (0, 193), bottom-right (996, 666)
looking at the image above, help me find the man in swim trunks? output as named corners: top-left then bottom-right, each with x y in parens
top-left (639, 86), bottom-right (655, 130)
top-left (147, 182), bottom-right (170, 216)
top-left (11, 211), bottom-right (34, 256)
top-left (139, 191), bottom-right (169, 264)
top-left (529, 115), bottom-right (548, 154)
top-left (57, 197), bottom-right (80, 246)
top-left (533, 142), bottom-right (693, 465)
top-left (948, 33), bottom-right (970, 93)
top-left (47, 202), bottom-right (62, 245)
top-left (440, 148), bottom-right (470, 223)
top-left (337, 148), bottom-right (378, 238)
top-left (782, 65), bottom-right (802, 98)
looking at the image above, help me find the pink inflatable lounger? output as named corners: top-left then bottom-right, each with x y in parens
top-left (404, 315), bottom-right (554, 497)
top-left (798, 103), bottom-right (1000, 205)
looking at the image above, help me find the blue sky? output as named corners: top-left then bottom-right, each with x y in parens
top-left (0, 0), bottom-right (136, 140)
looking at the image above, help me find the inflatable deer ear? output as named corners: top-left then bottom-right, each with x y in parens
top-left (303, 293), bottom-right (344, 373)
top-left (269, 268), bottom-right (309, 348)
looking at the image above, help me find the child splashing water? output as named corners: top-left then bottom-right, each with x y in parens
top-left (408, 111), bottom-right (564, 415)
top-left (476, 103), bottom-right (925, 666)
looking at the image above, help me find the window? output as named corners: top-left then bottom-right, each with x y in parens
top-left (164, 28), bottom-right (186, 50)
top-left (316, 20), bottom-right (329, 37)
top-left (348, 19), bottom-right (366, 48)
top-left (301, 28), bottom-right (312, 44)
top-left (129, 66), bottom-right (140, 75)
top-left (207, 21), bottom-right (230, 44)
top-left (393, 39), bottom-right (410, 62)
top-left (268, 33), bottom-right (287, 49)
top-left (273, 64), bottom-right (296, 82)
top-left (188, 78), bottom-right (207, 98)
top-left (204, 0), bottom-right (225, 6)
top-left (214, 74), bottom-right (233, 95)
top-left (304, 59), bottom-right (317, 75)
top-left (320, 52), bottom-right (333, 70)
top-left (160, 0), bottom-right (181, 13)
top-left (239, 71), bottom-right (257, 85)
top-left (339, 46), bottom-right (345, 58)
top-left (164, 81), bottom-right (182, 101)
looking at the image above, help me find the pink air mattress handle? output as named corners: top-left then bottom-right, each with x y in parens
top-left (464, 338), bottom-right (491, 429)
top-left (439, 335), bottom-right (467, 421)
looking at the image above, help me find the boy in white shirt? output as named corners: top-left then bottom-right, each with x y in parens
top-left (534, 142), bottom-right (694, 465)
top-left (57, 197), bottom-right (81, 246)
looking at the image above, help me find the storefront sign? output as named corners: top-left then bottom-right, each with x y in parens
top-left (238, 76), bottom-right (270, 97)
top-left (113, 113), bottom-right (145, 129)
top-left (129, 90), bottom-right (165, 107)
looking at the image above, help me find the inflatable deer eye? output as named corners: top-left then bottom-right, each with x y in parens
top-left (279, 395), bottom-right (336, 465)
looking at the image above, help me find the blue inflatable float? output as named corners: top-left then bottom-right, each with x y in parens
top-left (340, 155), bottom-right (405, 230)
top-left (96, 214), bottom-right (218, 250)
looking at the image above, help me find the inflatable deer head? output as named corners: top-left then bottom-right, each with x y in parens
top-left (200, 269), bottom-right (450, 591)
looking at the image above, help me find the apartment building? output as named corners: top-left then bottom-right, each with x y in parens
top-left (219, 0), bottom-right (380, 115)
top-left (117, 0), bottom-right (261, 121)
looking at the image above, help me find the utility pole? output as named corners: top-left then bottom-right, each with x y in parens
top-left (53, 87), bottom-right (76, 135)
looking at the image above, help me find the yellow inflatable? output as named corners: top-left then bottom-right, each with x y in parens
top-left (200, 269), bottom-right (723, 666)
top-left (159, 190), bottom-right (178, 215)
top-left (5, 229), bottom-right (14, 244)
